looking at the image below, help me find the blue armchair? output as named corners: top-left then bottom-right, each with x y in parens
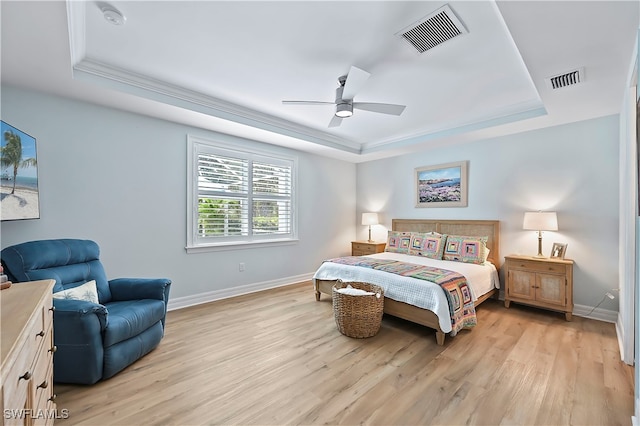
top-left (1, 239), bottom-right (171, 385)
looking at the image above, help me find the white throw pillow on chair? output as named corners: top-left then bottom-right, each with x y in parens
top-left (53, 280), bottom-right (99, 304)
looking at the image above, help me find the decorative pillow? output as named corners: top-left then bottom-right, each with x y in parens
top-left (408, 232), bottom-right (447, 259)
top-left (385, 231), bottom-right (412, 254)
top-left (52, 280), bottom-right (99, 304)
top-left (442, 235), bottom-right (489, 264)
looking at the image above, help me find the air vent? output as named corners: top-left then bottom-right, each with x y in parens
top-left (396, 4), bottom-right (468, 54)
top-left (546, 68), bottom-right (584, 89)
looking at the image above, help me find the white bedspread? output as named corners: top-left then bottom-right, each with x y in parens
top-left (312, 252), bottom-right (500, 333)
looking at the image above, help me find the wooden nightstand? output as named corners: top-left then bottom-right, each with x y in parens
top-left (351, 241), bottom-right (386, 256)
top-left (504, 254), bottom-right (574, 320)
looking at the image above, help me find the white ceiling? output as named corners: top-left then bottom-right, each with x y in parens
top-left (2, 1), bottom-right (639, 163)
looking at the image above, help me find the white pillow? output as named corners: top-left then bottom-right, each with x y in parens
top-left (53, 280), bottom-right (99, 304)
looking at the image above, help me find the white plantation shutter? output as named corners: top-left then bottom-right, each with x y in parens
top-left (197, 153), bottom-right (249, 237)
top-left (252, 161), bottom-right (292, 235)
top-left (187, 136), bottom-right (297, 249)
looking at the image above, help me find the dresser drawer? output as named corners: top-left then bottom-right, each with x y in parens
top-left (3, 330), bottom-right (36, 425)
top-left (30, 294), bottom-right (53, 357)
top-left (31, 326), bottom-right (55, 414)
top-left (32, 361), bottom-right (55, 426)
top-left (508, 259), bottom-right (567, 274)
top-left (3, 368), bottom-right (30, 426)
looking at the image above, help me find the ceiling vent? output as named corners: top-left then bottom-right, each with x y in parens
top-left (396, 4), bottom-right (468, 54)
top-left (546, 68), bottom-right (584, 90)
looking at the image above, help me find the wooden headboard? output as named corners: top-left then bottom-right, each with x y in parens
top-left (392, 219), bottom-right (500, 266)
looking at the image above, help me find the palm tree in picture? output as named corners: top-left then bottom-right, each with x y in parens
top-left (1, 130), bottom-right (36, 195)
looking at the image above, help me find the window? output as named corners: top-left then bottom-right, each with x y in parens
top-left (187, 135), bottom-right (297, 251)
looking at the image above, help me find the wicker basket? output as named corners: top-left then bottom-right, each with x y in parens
top-left (332, 281), bottom-right (384, 338)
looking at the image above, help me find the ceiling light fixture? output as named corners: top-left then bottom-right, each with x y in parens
top-left (99, 3), bottom-right (126, 26)
top-left (335, 103), bottom-right (353, 118)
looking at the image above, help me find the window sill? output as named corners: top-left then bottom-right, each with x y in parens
top-left (185, 238), bottom-right (299, 253)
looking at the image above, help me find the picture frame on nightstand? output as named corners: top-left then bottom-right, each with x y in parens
top-left (550, 242), bottom-right (567, 259)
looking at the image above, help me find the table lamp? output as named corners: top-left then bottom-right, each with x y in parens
top-left (523, 211), bottom-right (558, 257)
top-left (362, 213), bottom-right (379, 242)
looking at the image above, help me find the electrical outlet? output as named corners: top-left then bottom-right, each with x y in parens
top-left (239, 263), bottom-right (245, 272)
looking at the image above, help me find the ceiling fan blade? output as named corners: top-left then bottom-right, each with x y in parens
top-left (282, 100), bottom-right (335, 106)
top-left (341, 66), bottom-right (371, 100)
top-left (353, 102), bottom-right (406, 116)
top-left (328, 115), bottom-right (342, 128)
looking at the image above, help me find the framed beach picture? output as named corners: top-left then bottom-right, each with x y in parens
top-left (415, 161), bottom-right (468, 208)
top-left (1, 121), bottom-right (40, 221)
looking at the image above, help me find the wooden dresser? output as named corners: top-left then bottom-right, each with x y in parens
top-left (351, 241), bottom-right (386, 256)
top-left (1, 280), bottom-right (56, 426)
top-left (504, 255), bottom-right (574, 321)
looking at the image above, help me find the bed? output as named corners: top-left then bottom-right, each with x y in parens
top-left (313, 219), bottom-right (500, 345)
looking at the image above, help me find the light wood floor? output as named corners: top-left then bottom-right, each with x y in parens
top-left (55, 282), bottom-right (634, 425)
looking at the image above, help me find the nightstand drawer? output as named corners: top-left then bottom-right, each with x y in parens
top-left (351, 241), bottom-right (386, 256)
top-left (353, 243), bottom-right (377, 254)
top-left (508, 259), bottom-right (566, 274)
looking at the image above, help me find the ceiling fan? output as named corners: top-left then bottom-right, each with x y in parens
top-left (282, 66), bottom-right (406, 128)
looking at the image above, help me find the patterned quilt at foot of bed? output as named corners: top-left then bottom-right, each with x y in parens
top-left (325, 256), bottom-right (477, 335)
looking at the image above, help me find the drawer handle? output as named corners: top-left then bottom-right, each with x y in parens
top-left (49, 345), bottom-right (57, 354)
top-left (36, 330), bottom-right (45, 338)
top-left (38, 380), bottom-right (49, 389)
top-left (49, 394), bottom-right (57, 402)
top-left (19, 371), bottom-right (32, 381)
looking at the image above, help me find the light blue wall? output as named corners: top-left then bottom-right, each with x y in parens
top-left (0, 85), bottom-right (622, 314)
top-left (357, 116), bottom-right (620, 312)
top-left (0, 86), bottom-right (356, 300)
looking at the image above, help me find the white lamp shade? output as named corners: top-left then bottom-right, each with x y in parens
top-left (361, 212), bottom-right (379, 226)
top-left (523, 211), bottom-right (558, 231)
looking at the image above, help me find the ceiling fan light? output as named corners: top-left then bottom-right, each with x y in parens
top-left (335, 103), bottom-right (353, 118)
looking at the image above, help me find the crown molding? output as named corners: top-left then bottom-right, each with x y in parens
top-left (66, 0), bottom-right (361, 155)
top-left (361, 101), bottom-right (546, 154)
top-left (72, 58), bottom-right (363, 154)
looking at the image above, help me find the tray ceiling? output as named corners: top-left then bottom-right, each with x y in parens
top-left (2, 1), bottom-right (639, 162)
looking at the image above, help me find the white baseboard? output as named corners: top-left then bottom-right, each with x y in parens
top-left (572, 303), bottom-right (618, 323)
top-left (167, 273), bottom-right (314, 311)
top-left (169, 285), bottom-right (621, 321)
top-left (614, 312), bottom-right (636, 365)
top-left (615, 314), bottom-right (626, 363)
